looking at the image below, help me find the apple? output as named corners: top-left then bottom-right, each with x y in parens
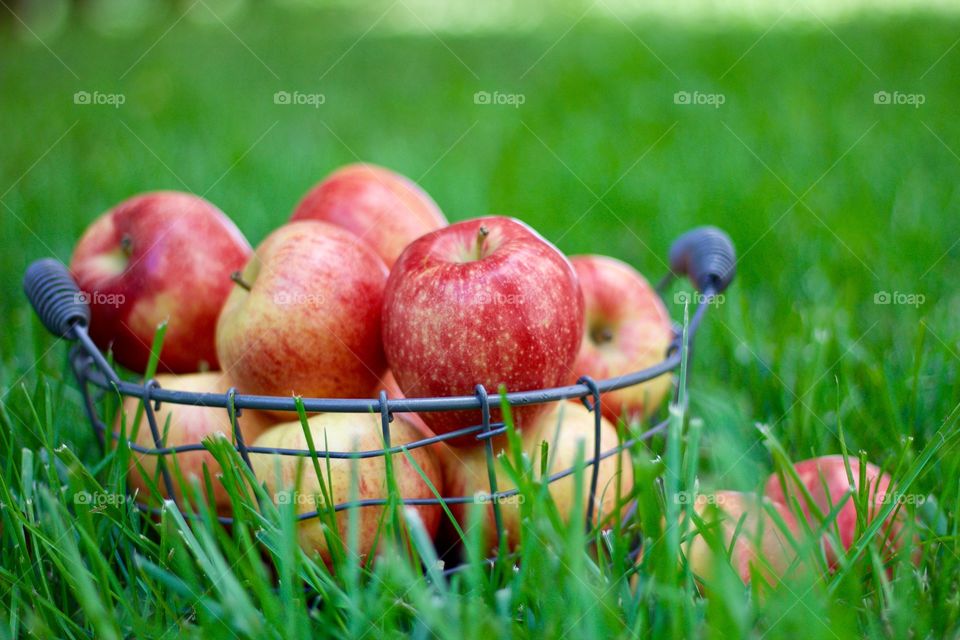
top-left (70, 191), bottom-right (252, 373)
top-left (115, 371), bottom-right (275, 514)
top-left (446, 400), bottom-right (632, 550)
top-left (765, 455), bottom-right (917, 567)
top-left (382, 216), bottom-right (584, 441)
top-left (683, 490), bottom-right (799, 587)
top-left (290, 163), bottom-right (447, 268)
top-left (249, 412), bottom-right (443, 564)
top-left (216, 221), bottom-right (388, 404)
top-left (569, 255), bottom-right (673, 423)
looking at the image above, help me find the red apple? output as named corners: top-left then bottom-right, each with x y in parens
top-left (382, 216), bottom-right (584, 442)
top-left (290, 163), bottom-right (447, 268)
top-left (249, 412), bottom-right (443, 564)
top-left (684, 490), bottom-right (799, 588)
top-left (570, 255), bottom-right (673, 423)
top-left (764, 455), bottom-right (917, 567)
top-left (115, 371), bottom-right (275, 514)
top-left (447, 400), bottom-right (633, 550)
top-left (70, 191), bottom-right (252, 373)
top-left (216, 221), bottom-right (388, 405)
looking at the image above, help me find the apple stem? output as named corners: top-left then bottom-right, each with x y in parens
top-left (591, 326), bottom-right (615, 345)
top-left (120, 233), bottom-right (133, 257)
top-left (231, 271), bottom-right (252, 292)
top-left (476, 225), bottom-right (489, 260)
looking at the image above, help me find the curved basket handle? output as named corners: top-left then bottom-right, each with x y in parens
top-left (668, 226), bottom-right (736, 294)
top-left (23, 258), bottom-right (90, 339)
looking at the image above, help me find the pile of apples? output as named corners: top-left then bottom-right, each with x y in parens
top-left (71, 163), bottom-right (673, 563)
top-left (70, 164), bottom-right (918, 577)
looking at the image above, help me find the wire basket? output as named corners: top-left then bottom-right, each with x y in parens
top-left (23, 225), bottom-right (736, 570)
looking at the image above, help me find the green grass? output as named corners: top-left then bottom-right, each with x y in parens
top-left (3, 3), bottom-right (960, 637)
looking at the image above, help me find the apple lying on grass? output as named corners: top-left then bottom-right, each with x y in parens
top-left (570, 255), bottom-right (674, 423)
top-left (291, 163), bottom-right (447, 268)
top-left (446, 401), bottom-right (632, 550)
top-left (71, 191), bottom-right (252, 373)
top-left (115, 372), bottom-right (275, 514)
top-left (216, 221), bottom-right (388, 405)
top-left (382, 216), bottom-right (584, 442)
top-left (683, 490), bottom-right (799, 588)
top-left (765, 455), bottom-right (919, 567)
top-left (249, 412), bottom-right (443, 564)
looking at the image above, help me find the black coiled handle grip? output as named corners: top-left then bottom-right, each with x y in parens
top-left (669, 226), bottom-right (736, 294)
top-left (23, 259), bottom-right (90, 338)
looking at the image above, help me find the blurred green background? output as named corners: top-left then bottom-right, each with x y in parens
top-left (2, 0), bottom-right (959, 491)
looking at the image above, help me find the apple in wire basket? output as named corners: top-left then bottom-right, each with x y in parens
top-left (216, 220), bottom-right (389, 407)
top-left (568, 255), bottom-right (674, 424)
top-left (71, 192), bottom-right (252, 373)
top-left (249, 412), bottom-right (443, 565)
top-left (444, 400), bottom-right (633, 551)
top-left (114, 372), bottom-right (275, 515)
top-left (291, 163), bottom-right (447, 269)
top-left (382, 216), bottom-right (584, 443)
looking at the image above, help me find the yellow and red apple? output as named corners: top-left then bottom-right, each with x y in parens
top-left (216, 221), bottom-right (388, 404)
top-left (683, 490), bottom-right (799, 588)
top-left (765, 455), bottom-right (918, 567)
top-left (570, 255), bottom-right (673, 423)
top-left (115, 371), bottom-right (275, 514)
top-left (249, 412), bottom-right (443, 564)
top-left (291, 163), bottom-right (447, 268)
top-left (71, 192), bottom-right (252, 373)
top-left (446, 400), bottom-right (632, 550)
